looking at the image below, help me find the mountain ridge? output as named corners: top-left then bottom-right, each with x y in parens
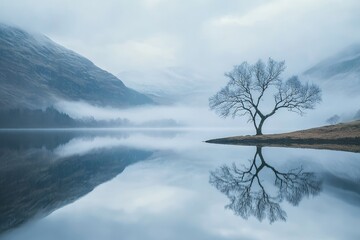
top-left (303, 43), bottom-right (360, 79)
top-left (0, 23), bottom-right (153, 109)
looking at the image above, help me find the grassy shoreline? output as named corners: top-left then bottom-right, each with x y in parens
top-left (206, 120), bottom-right (360, 153)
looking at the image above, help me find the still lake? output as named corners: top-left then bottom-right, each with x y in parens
top-left (0, 129), bottom-right (359, 240)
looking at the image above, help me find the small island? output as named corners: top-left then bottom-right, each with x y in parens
top-left (206, 120), bottom-right (360, 153)
top-left (207, 59), bottom-right (360, 153)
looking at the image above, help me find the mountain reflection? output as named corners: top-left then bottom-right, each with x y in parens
top-left (0, 130), bottom-right (152, 234)
top-left (209, 146), bottom-right (322, 223)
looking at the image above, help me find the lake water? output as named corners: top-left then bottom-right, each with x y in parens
top-left (0, 129), bottom-right (359, 240)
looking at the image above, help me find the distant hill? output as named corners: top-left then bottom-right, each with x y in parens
top-left (0, 107), bottom-right (182, 128)
top-left (303, 44), bottom-right (360, 92)
top-left (118, 67), bottom-right (216, 104)
top-left (303, 44), bottom-right (360, 121)
top-left (0, 23), bottom-right (153, 110)
top-left (304, 44), bottom-right (360, 78)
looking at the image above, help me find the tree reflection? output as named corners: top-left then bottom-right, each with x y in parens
top-left (209, 146), bottom-right (322, 223)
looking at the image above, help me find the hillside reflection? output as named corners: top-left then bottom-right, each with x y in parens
top-left (0, 130), bottom-right (153, 234)
top-left (209, 146), bottom-right (322, 223)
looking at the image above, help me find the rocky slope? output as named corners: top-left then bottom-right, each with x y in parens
top-left (303, 44), bottom-right (360, 94)
top-left (304, 44), bottom-right (360, 79)
top-left (0, 23), bottom-right (152, 110)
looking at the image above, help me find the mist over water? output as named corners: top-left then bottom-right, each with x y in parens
top-left (2, 1), bottom-right (358, 132)
top-left (1, 130), bottom-right (359, 240)
top-left (0, 0), bottom-right (360, 239)
top-left (53, 77), bottom-right (359, 134)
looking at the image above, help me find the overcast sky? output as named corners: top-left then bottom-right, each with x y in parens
top-left (1, 0), bottom-right (360, 78)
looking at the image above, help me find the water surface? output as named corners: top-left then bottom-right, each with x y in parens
top-left (0, 129), bottom-right (359, 239)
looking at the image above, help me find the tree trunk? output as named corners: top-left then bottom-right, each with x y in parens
top-left (256, 128), bottom-right (262, 135)
top-left (255, 118), bottom-right (266, 135)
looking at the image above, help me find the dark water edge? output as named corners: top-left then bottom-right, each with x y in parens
top-left (206, 138), bottom-right (360, 153)
top-left (206, 120), bottom-right (360, 153)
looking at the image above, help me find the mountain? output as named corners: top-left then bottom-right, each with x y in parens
top-left (0, 23), bottom-right (153, 110)
top-left (303, 44), bottom-right (360, 93)
top-left (304, 44), bottom-right (360, 78)
top-left (302, 44), bottom-right (360, 121)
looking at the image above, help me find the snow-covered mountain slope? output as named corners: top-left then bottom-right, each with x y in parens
top-left (0, 23), bottom-right (152, 110)
top-left (303, 44), bottom-right (360, 94)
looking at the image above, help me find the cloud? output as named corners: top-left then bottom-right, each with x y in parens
top-left (111, 35), bottom-right (181, 70)
top-left (1, 0), bottom-right (360, 131)
top-left (211, 0), bottom-right (326, 27)
top-left (204, 0), bottom-right (360, 73)
top-left (1, 0), bottom-right (359, 76)
top-left (142, 0), bottom-right (171, 8)
top-left (212, 0), bottom-right (291, 27)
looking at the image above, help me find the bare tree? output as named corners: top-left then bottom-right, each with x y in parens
top-left (209, 58), bottom-right (322, 135)
top-left (209, 146), bottom-right (322, 223)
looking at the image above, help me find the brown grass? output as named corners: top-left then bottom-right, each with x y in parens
top-left (206, 120), bottom-right (360, 153)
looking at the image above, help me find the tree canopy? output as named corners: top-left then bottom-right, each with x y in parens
top-left (209, 58), bottom-right (322, 135)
